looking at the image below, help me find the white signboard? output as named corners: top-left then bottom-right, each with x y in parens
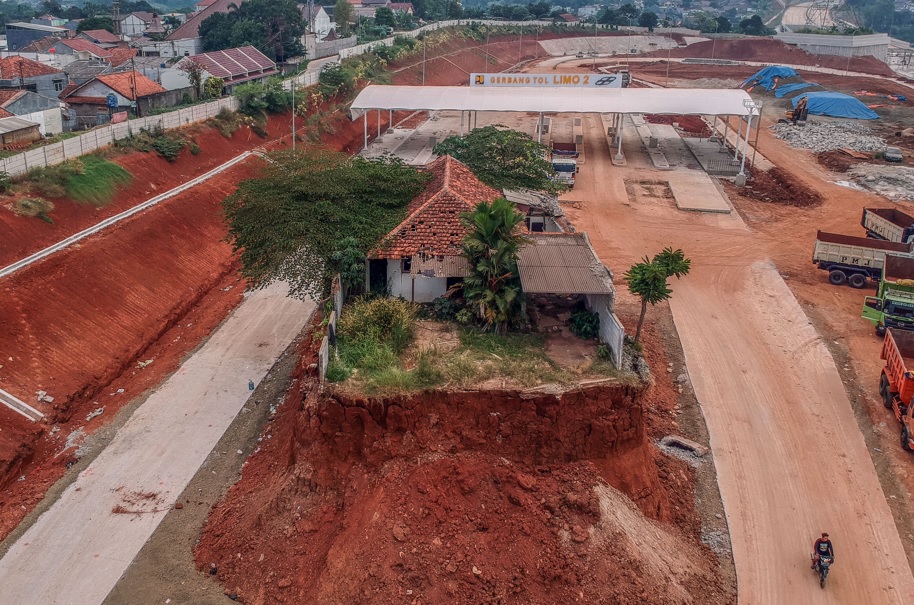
top-left (470, 73), bottom-right (623, 88)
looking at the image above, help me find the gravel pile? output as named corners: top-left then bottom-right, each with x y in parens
top-left (847, 164), bottom-right (914, 200)
top-left (771, 120), bottom-right (886, 152)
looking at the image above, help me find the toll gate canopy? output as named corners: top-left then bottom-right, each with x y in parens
top-left (350, 85), bottom-right (754, 117)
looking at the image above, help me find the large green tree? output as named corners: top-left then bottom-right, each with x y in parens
top-left (76, 16), bottom-right (114, 33)
top-left (199, 0), bottom-right (304, 61)
top-left (334, 0), bottom-right (354, 36)
top-left (460, 198), bottom-right (528, 333)
top-left (624, 247), bottom-right (691, 344)
top-left (223, 149), bottom-right (428, 299)
top-left (433, 125), bottom-right (563, 194)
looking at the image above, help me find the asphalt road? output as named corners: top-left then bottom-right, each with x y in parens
top-left (0, 282), bottom-right (313, 605)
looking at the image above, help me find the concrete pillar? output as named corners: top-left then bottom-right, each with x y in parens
top-left (363, 112), bottom-right (368, 151)
top-left (377, 109), bottom-right (381, 139)
top-left (615, 115), bottom-right (624, 160)
top-left (460, 111), bottom-right (464, 135)
top-left (721, 114), bottom-right (730, 151)
top-left (733, 117), bottom-right (743, 161)
top-left (537, 112), bottom-right (543, 144)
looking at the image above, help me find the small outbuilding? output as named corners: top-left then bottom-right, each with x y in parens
top-left (0, 116), bottom-right (41, 149)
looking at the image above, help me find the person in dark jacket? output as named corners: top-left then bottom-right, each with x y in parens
top-left (811, 532), bottom-right (834, 569)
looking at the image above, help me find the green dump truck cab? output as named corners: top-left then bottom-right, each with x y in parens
top-left (863, 255), bottom-right (914, 335)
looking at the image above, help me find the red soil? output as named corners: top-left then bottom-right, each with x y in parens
top-left (724, 166), bottom-right (824, 207)
top-left (641, 38), bottom-right (897, 77)
top-left (645, 114), bottom-right (712, 137)
top-left (194, 316), bottom-right (727, 605)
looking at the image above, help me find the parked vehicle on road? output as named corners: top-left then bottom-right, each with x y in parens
top-left (813, 231), bottom-right (913, 288)
top-left (863, 255), bottom-right (914, 334)
top-left (884, 146), bottom-right (904, 163)
top-left (861, 207), bottom-right (914, 243)
top-left (551, 156), bottom-right (578, 188)
top-left (551, 141), bottom-right (579, 157)
top-left (878, 328), bottom-right (914, 451)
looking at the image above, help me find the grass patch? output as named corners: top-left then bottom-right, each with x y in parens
top-left (65, 156), bottom-right (131, 205)
top-left (10, 197), bottom-right (54, 222)
top-left (208, 108), bottom-right (244, 138)
top-left (114, 126), bottom-right (192, 162)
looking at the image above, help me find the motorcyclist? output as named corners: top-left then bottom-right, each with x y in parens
top-left (811, 532), bottom-right (835, 570)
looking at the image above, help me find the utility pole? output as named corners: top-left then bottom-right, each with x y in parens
top-left (292, 83), bottom-right (296, 150)
top-left (422, 34), bottom-right (426, 84)
top-left (113, 0), bottom-right (121, 35)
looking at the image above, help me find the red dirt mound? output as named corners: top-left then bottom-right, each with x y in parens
top-left (645, 114), bottom-right (712, 137)
top-left (644, 38), bottom-right (896, 77)
top-left (727, 166), bottom-right (824, 207)
top-left (194, 319), bottom-right (728, 605)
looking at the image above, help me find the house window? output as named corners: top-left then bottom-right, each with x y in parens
top-left (400, 256), bottom-right (412, 273)
top-left (53, 80), bottom-right (64, 91)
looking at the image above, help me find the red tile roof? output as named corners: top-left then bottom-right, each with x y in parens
top-left (0, 90), bottom-right (27, 106)
top-left (58, 38), bottom-right (110, 57)
top-left (62, 71), bottom-right (166, 102)
top-left (96, 71), bottom-right (166, 99)
top-left (0, 108), bottom-right (14, 118)
top-left (0, 56), bottom-right (63, 79)
top-left (374, 156), bottom-right (502, 259)
top-left (558, 13), bottom-right (578, 21)
top-left (169, 0), bottom-right (237, 40)
top-left (108, 47), bottom-right (138, 67)
top-left (79, 29), bottom-right (120, 43)
top-left (183, 45), bottom-right (276, 82)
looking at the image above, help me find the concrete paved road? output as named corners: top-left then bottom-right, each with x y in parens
top-left (0, 282), bottom-right (313, 605)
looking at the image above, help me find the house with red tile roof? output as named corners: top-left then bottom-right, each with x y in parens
top-left (177, 45), bottom-right (277, 93)
top-left (53, 38), bottom-right (137, 67)
top-left (77, 29), bottom-right (121, 46)
top-left (0, 56), bottom-right (66, 100)
top-left (156, 0), bottom-right (237, 57)
top-left (368, 155), bottom-right (503, 302)
top-left (60, 70), bottom-right (167, 128)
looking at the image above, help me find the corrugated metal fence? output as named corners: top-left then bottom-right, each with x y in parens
top-left (0, 96), bottom-right (238, 177)
top-left (587, 294), bottom-right (624, 368)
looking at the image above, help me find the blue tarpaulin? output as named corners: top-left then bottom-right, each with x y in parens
top-left (742, 66), bottom-right (798, 91)
top-left (774, 82), bottom-right (818, 98)
top-left (792, 92), bottom-right (879, 119)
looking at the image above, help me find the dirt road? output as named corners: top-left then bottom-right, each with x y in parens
top-left (565, 113), bottom-right (914, 603)
top-left (0, 282), bottom-right (313, 605)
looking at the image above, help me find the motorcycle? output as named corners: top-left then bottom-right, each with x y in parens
top-left (812, 554), bottom-right (834, 589)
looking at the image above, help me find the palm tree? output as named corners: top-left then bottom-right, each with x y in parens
top-left (460, 198), bottom-right (528, 333)
top-left (624, 247), bottom-right (691, 344)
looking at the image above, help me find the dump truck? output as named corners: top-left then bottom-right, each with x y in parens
top-left (551, 141), bottom-right (580, 157)
top-left (863, 254), bottom-right (914, 335)
top-left (862, 207), bottom-right (914, 244)
top-left (813, 231), bottom-right (913, 288)
top-left (878, 328), bottom-right (914, 451)
top-left (551, 156), bottom-right (578, 188)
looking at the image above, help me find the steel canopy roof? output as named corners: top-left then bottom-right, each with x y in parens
top-left (352, 85), bottom-right (754, 116)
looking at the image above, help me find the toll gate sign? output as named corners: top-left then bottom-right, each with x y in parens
top-left (470, 73), bottom-right (622, 88)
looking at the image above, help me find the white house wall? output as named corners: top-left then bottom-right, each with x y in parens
top-left (386, 259), bottom-right (447, 303)
top-left (21, 108), bottom-right (62, 135)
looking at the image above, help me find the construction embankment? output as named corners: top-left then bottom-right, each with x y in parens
top-left (194, 325), bottom-right (731, 605)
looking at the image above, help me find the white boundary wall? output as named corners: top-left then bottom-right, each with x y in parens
top-left (0, 96), bottom-right (238, 177)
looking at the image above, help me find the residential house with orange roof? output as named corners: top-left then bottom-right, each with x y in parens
top-left (0, 56), bottom-right (66, 99)
top-left (60, 70), bottom-right (167, 128)
top-left (369, 155), bottom-right (504, 302)
top-left (77, 29), bottom-right (122, 47)
top-left (135, 0), bottom-right (238, 58)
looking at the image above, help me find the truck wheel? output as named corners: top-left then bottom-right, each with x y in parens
top-left (881, 373), bottom-right (890, 395)
top-left (902, 426), bottom-right (913, 452)
top-left (877, 325), bottom-right (887, 337)
top-left (885, 389), bottom-right (895, 410)
top-left (848, 273), bottom-right (867, 289)
top-left (828, 270), bottom-right (847, 286)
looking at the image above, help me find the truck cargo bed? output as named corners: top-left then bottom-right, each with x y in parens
top-left (816, 231), bottom-right (911, 252)
top-left (885, 254), bottom-right (914, 282)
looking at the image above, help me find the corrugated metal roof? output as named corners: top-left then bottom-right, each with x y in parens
top-left (502, 188), bottom-right (563, 217)
top-left (0, 116), bottom-right (39, 134)
top-left (516, 233), bottom-right (614, 295)
top-left (352, 85), bottom-right (754, 116)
